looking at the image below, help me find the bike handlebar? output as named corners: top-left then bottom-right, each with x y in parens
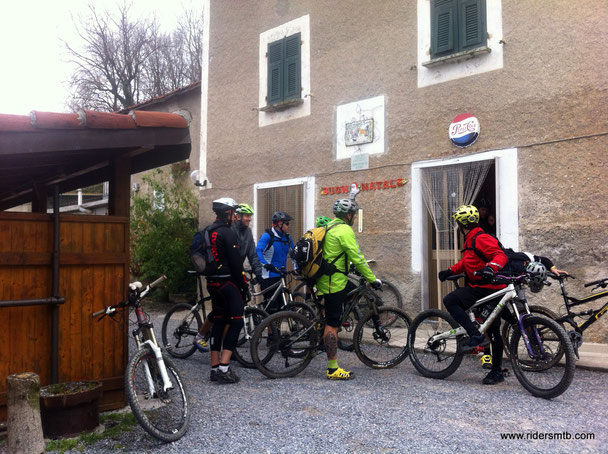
top-left (149, 275), bottom-right (167, 288)
top-left (584, 277), bottom-right (608, 288)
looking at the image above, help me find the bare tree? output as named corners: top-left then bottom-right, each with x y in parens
top-left (66, 2), bottom-right (202, 112)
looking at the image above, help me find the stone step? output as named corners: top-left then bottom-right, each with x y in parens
top-left (577, 342), bottom-right (608, 370)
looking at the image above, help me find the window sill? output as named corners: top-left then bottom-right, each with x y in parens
top-left (259, 98), bottom-right (304, 112)
top-left (422, 46), bottom-right (491, 68)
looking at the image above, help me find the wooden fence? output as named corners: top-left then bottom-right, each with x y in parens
top-left (0, 212), bottom-right (129, 420)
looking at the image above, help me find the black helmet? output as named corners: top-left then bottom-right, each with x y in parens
top-left (476, 197), bottom-right (492, 209)
top-left (212, 197), bottom-right (238, 216)
top-left (272, 211), bottom-right (293, 223)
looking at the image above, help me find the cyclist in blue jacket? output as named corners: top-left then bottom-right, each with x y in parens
top-left (256, 211), bottom-right (294, 313)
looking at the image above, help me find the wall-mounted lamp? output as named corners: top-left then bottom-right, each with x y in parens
top-left (190, 170), bottom-right (208, 188)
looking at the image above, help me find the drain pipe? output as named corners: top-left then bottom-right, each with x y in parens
top-left (51, 185), bottom-right (60, 384)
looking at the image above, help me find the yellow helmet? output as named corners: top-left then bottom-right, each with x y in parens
top-left (452, 204), bottom-right (479, 227)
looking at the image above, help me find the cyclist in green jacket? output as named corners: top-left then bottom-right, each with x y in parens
top-left (316, 198), bottom-right (382, 380)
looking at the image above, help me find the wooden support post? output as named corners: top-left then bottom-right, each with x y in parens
top-left (109, 156), bottom-right (131, 217)
top-left (6, 372), bottom-right (45, 454)
top-left (31, 183), bottom-right (48, 213)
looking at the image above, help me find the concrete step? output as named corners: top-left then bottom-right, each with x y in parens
top-left (577, 342), bottom-right (608, 370)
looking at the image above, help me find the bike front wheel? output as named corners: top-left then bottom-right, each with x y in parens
top-left (353, 307), bottom-right (411, 368)
top-left (501, 305), bottom-right (563, 362)
top-left (232, 307), bottom-right (269, 369)
top-left (250, 310), bottom-right (317, 379)
top-left (408, 309), bottom-right (464, 379)
top-left (125, 347), bottom-right (191, 442)
top-left (161, 303), bottom-right (202, 359)
top-left (509, 315), bottom-right (576, 399)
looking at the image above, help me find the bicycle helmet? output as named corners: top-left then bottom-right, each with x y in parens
top-left (333, 198), bottom-right (360, 216)
top-left (212, 197), bottom-right (238, 217)
top-left (272, 211), bottom-right (293, 224)
top-left (315, 216), bottom-right (332, 227)
top-left (452, 204), bottom-right (479, 228)
top-left (236, 203), bottom-right (254, 215)
top-left (526, 261), bottom-right (547, 293)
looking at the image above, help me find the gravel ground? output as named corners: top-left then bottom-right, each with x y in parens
top-left (31, 311), bottom-right (608, 453)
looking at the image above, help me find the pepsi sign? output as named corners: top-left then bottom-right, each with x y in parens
top-left (449, 113), bottom-right (480, 148)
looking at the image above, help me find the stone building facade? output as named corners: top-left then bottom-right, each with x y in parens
top-left (198, 0), bottom-right (608, 342)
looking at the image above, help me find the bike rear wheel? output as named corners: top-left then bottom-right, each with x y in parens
top-left (125, 347), bottom-right (191, 442)
top-left (161, 303), bottom-right (203, 359)
top-left (354, 307), bottom-right (411, 368)
top-left (408, 309), bottom-right (463, 379)
top-left (250, 310), bottom-right (317, 379)
top-left (232, 307), bottom-right (269, 369)
top-left (337, 305), bottom-right (362, 352)
top-left (377, 280), bottom-right (403, 309)
top-left (509, 315), bottom-right (575, 399)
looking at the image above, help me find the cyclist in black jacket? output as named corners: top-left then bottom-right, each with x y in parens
top-left (205, 198), bottom-right (250, 384)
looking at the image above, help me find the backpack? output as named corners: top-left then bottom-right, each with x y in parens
top-left (464, 231), bottom-right (535, 276)
top-left (290, 225), bottom-right (344, 282)
top-left (262, 228), bottom-right (291, 253)
top-left (189, 226), bottom-right (218, 275)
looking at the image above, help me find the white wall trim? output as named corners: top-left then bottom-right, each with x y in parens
top-left (411, 148), bottom-right (518, 308)
top-left (258, 15), bottom-right (311, 127)
top-left (199, 0), bottom-right (211, 188)
top-left (253, 176), bottom-right (316, 239)
top-left (417, 0), bottom-right (503, 88)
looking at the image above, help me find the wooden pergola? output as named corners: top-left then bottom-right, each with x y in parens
top-left (0, 109), bottom-right (191, 419)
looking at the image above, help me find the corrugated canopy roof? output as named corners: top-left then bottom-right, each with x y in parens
top-left (0, 109), bottom-right (191, 210)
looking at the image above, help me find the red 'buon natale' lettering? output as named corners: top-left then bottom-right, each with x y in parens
top-left (321, 178), bottom-right (406, 195)
top-left (450, 120), bottom-right (477, 136)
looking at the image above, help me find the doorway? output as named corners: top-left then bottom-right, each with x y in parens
top-left (411, 148), bottom-right (519, 311)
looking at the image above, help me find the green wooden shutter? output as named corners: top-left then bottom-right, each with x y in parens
top-left (431, 0), bottom-right (457, 58)
top-left (459, 0), bottom-right (486, 50)
top-left (267, 40), bottom-right (283, 105)
top-left (283, 33), bottom-right (301, 101)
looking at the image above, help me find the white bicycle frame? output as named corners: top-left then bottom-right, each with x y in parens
top-left (429, 283), bottom-right (517, 344)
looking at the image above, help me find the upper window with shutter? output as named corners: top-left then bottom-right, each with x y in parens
top-left (266, 33), bottom-right (302, 107)
top-left (431, 0), bottom-right (487, 59)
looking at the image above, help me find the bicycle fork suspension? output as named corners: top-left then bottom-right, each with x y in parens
top-left (517, 314), bottom-right (545, 358)
top-left (141, 340), bottom-right (174, 393)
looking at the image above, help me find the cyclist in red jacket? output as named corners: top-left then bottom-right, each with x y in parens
top-left (438, 204), bottom-right (508, 385)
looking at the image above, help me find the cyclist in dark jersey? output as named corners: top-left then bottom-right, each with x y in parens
top-left (205, 197), bottom-right (249, 384)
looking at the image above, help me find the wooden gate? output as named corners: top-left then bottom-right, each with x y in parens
top-left (0, 212), bottom-right (129, 420)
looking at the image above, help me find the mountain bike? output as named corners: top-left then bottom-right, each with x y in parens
top-left (292, 261), bottom-right (403, 351)
top-left (160, 271), bottom-right (269, 368)
top-left (93, 276), bottom-right (190, 442)
top-left (161, 271), bottom-right (212, 359)
top-left (249, 274), bottom-right (411, 379)
top-left (408, 272), bottom-right (576, 399)
top-left (502, 274), bottom-right (608, 360)
top-left (161, 269), bottom-right (309, 368)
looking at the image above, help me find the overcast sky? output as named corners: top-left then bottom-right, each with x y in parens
top-left (0, 0), bottom-right (199, 116)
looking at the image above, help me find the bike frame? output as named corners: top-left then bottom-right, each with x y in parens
top-left (132, 288), bottom-right (174, 393)
top-left (251, 273), bottom-right (294, 311)
top-left (429, 279), bottom-right (544, 359)
top-left (554, 278), bottom-right (608, 332)
top-left (278, 279), bottom-right (380, 354)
